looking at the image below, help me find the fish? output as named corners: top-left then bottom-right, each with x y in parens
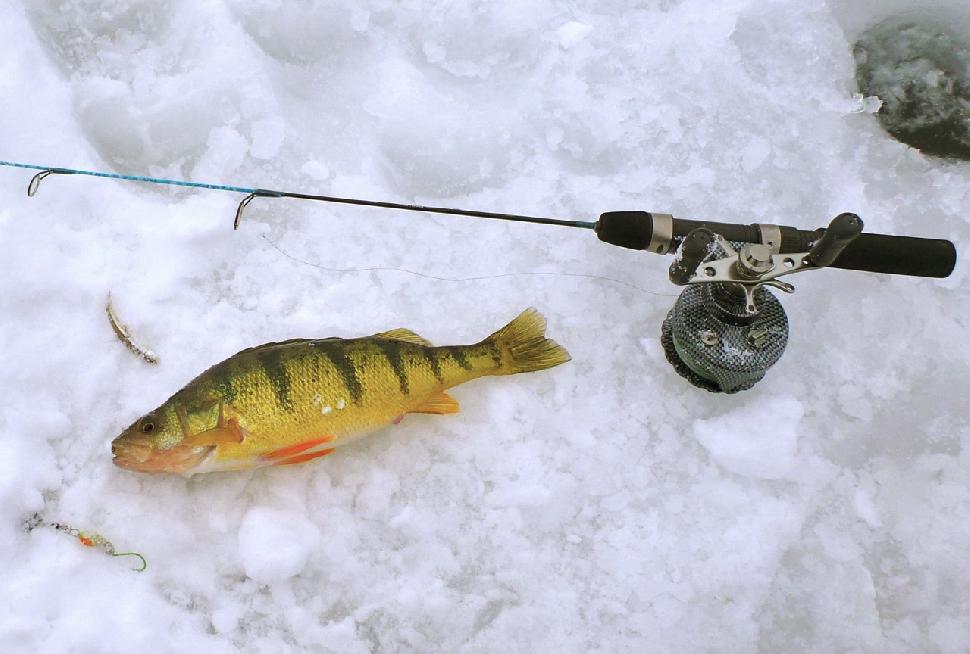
top-left (111, 308), bottom-right (570, 475)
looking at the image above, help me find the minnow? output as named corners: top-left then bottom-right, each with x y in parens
top-left (106, 293), bottom-right (159, 364)
top-left (111, 309), bottom-right (570, 475)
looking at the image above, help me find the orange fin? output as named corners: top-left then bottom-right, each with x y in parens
top-left (408, 391), bottom-right (460, 415)
top-left (262, 436), bottom-right (334, 461)
top-left (183, 425), bottom-right (245, 447)
top-left (183, 403), bottom-right (248, 447)
top-left (271, 448), bottom-right (335, 467)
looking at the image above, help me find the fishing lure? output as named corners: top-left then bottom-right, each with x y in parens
top-left (24, 513), bottom-right (147, 572)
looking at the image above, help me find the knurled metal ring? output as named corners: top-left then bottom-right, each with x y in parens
top-left (647, 213), bottom-right (674, 254)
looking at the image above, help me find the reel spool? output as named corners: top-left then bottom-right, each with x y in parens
top-left (595, 211), bottom-right (957, 392)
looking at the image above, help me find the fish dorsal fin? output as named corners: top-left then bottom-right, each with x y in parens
top-left (375, 328), bottom-right (434, 346)
top-left (235, 338), bottom-right (314, 356)
top-left (408, 391), bottom-right (460, 415)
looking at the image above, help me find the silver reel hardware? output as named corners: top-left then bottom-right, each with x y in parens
top-left (685, 237), bottom-right (807, 315)
top-left (670, 213), bottom-right (865, 315)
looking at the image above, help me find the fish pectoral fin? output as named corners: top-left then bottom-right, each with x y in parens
top-left (374, 328), bottom-right (434, 346)
top-left (408, 391), bottom-right (460, 415)
top-left (182, 426), bottom-right (245, 447)
top-left (183, 404), bottom-right (249, 447)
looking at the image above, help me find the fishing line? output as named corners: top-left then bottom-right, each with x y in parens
top-left (261, 235), bottom-right (679, 298)
top-left (0, 159), bottom-right (597, 231)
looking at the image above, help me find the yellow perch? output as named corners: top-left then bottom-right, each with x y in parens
top-left (112, 309), bottom-right (570, 475)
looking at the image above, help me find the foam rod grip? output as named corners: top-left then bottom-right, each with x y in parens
top-left (832, 233), bottom-right (957, 278)
top-left (595, 211), bottom-right (653, 250)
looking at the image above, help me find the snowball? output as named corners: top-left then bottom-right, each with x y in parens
top-left (555, 21), bottom-right (593, 49)
top-left (238, 507), bottom-right (320, 584)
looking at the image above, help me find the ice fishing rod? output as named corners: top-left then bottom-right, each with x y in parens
top-left (3, 160), bottom-right (957, 392)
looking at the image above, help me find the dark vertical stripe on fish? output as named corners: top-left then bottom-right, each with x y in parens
top-left (446, 347), bottom-right (473, 371)
top-left (215, 362), bottom-right (237, 404)
top-left (487, 342), bottom-right (502, 369)
top-left (256, 348), bottom-right (293, 412)
top-left (318, 341), bottom-right (363, 404)
top-left (425, 349), bottom-right (444, 384)
top-left (375, 340), bottom-right (409, 396)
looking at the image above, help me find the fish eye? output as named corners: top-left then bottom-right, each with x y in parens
top-left (140, 420), bottom-right (156, 434)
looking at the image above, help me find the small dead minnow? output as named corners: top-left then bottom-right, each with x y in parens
top-left (106, 293), bottom-right (158, 364)
top-left (111, 309), bottom-right (570, 475)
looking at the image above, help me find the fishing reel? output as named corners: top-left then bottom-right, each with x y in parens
top-left (595, 211), bottom-right (957, 392)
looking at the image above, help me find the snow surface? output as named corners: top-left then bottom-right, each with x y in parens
top-left (0, 0), bottom-right (968, 652)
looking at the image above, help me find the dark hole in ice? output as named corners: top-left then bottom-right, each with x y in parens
top-left (854, 18), bottom-right (970, 160)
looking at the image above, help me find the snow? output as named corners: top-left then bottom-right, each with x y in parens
top-left (0, 0), bottom-right (968, 652)
top-left (692, 396), bottom-right (803, 479)
top-left (238, 507), bottom-right (321, 584)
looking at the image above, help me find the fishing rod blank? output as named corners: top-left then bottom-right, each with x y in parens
top-left (0, 160), bottom-right (596, 231)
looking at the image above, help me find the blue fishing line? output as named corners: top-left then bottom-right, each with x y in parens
top-left (0, 159), bottom-right (258, 194)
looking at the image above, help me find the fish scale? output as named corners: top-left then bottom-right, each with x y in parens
top-left (112, 309), bottom-right (571, 475)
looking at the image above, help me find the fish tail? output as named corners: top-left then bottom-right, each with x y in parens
top-left (484, 308), bottom-right (571, 375)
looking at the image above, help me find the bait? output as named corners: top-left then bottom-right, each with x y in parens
top-left (106, 293), bottom-right (159, 364)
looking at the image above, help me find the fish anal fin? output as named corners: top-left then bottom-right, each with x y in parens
top-left (408, 391), bottom-right (460, 415)
top-left (375, 328), bottom-right (433, 346)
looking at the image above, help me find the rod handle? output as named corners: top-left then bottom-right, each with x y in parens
top-left (594, 211), bottom-right (655, 250)
top-left (831, 232), bottom-right (957, 278)
top-left (595, 211), bottom-right (957, 278)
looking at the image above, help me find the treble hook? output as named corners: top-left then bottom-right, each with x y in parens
top-left (27, 168), bottom-right (76, 197)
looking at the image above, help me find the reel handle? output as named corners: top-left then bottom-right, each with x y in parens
top-left (805, 213), bottom-right (863, 268)
top-left (595, 211), bottom-right (956, 278)
top-left (668, 228), bottom-right (716, 285)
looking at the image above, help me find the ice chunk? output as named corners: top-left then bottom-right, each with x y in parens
top-left (556, 21), bottom-right (593, 49)
top-left (692, 397), bottom-right (804, 479)
top-left (238, 507), bottom-right (320, 584)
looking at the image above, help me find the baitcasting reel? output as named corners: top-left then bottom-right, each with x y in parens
top-left (595, 211), bottom-right (957, 392)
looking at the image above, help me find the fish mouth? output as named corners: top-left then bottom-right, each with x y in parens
top-left (112, 437), bottom-right (214, 474)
